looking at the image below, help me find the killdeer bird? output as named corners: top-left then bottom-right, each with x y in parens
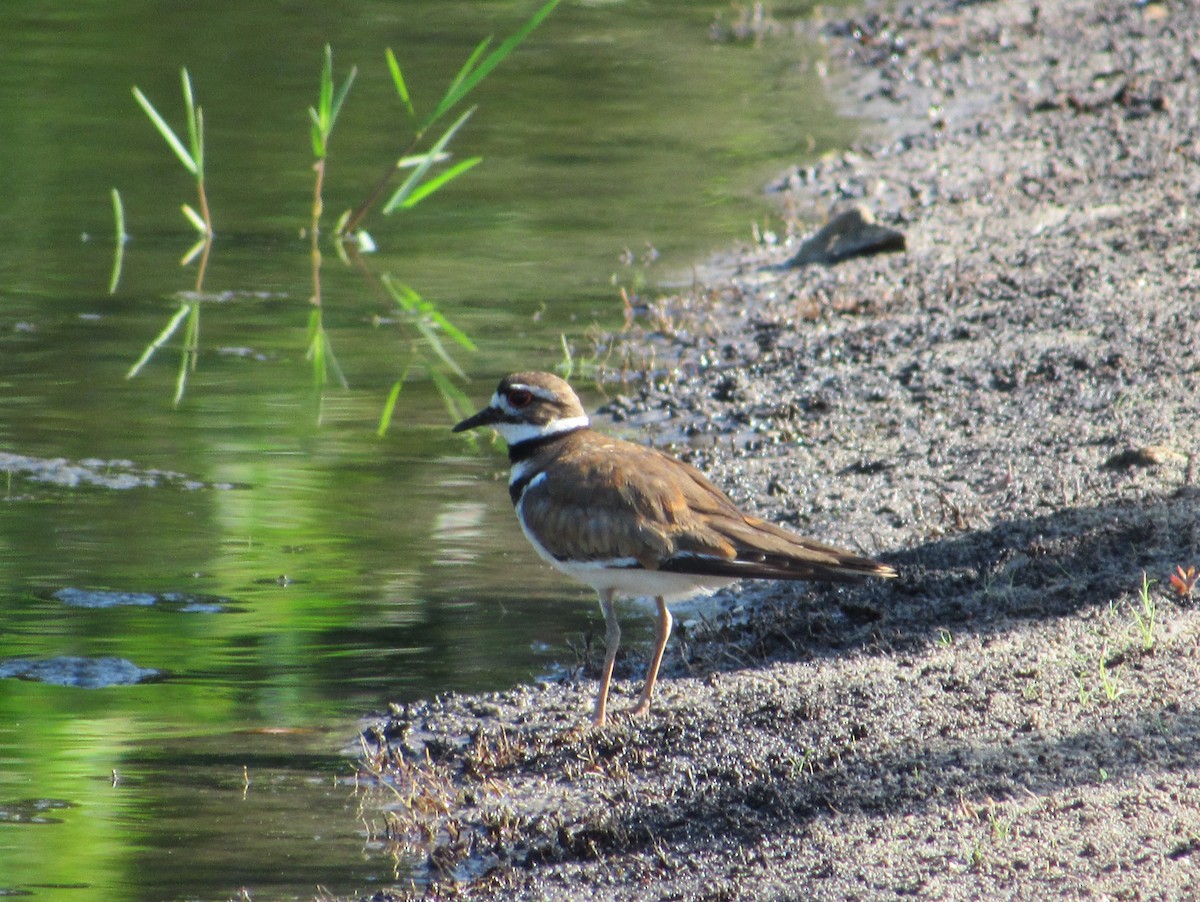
top-left (454, 371), bottom-right (897, 726)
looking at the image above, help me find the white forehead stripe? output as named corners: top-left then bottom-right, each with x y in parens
top-left (509, 382), bottom-right (563, 403)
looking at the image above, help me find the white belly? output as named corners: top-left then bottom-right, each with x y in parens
top-left (553, 558), bottom-right (737, 602)
top-left (513, 476), bottom-right (737, 602)
top-left (516, 514), bottom-right (733, 601)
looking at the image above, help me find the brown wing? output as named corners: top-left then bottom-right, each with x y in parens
top-left (520, 433), bottom-right (896, 582)
top-left (518, 434), bottom-right (737, 569)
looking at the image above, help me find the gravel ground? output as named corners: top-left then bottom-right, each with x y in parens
top-left (350, 1), bottom-right (1200, 898)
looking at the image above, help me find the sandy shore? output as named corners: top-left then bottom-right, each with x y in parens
top-left (350, 1), bottom-right (1200, 898)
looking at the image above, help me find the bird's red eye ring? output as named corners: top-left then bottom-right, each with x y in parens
top-left (508, 389), bottom-right (533, 407)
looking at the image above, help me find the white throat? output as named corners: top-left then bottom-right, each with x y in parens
top-left (495, 415), bottom-right (589, 447)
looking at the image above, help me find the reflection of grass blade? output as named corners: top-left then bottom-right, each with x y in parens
top-left (424, 0), bottom-right (561, 130)
top-left (428, 308), bottom-right (475, 352)
top-left (414, 318), bottom-right (466, 379)
top-left (381, 276), bottom-right (477, 352)
top-left (174, 302), bottom-right (201, 406)
top-left (397, 156), bottom-right (481, 210)
top-left (376, 367), bottom-right (410, 436)
top-left (428, 367), bottom-right (474, 422)
top-left (108, 188), bottom-right (126, 295)
top-left (385, 49), bottom-right (415, 119)
top-left (132, 86), bottom-right (197, 174)
top-left (306, 308), bottom-right (327, 385)
top-left (382, 107), bottom-right (475, 214)
top-left (128, 303), bottom-right (192, 379)
top-left (112, 187), bottom-right (127, 243)
top-left (306, 308), bottom-right (348, 389)
top-left (181, 236), bottom-right (208, 265)
top-left (175, 349), bottom-right (189, 404)
top-left (384, 277), bottom-right (418, 313)
top-left (325, 339), bottom-right (348, 389)
top-left (381, 277), bottom-right (466, 373)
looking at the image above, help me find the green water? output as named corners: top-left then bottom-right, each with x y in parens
top-left (0, 1), bottom-right (853, 897)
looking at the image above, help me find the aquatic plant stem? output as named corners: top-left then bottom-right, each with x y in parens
top-left (339, 134), bottom-right (422, 237)
top-left (311, 158), bottom-right (325, 306)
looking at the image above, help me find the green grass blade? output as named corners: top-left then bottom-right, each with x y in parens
top-left (193, 105), bottom-right (204, 177)
top-left (319, 46), bottom-right (333, 125)
top-left (132, 86), bottom-right (197, 174)
top-left (438, 36), bottom-right (492, 114)
top-left (385, 48), bottom-right (415, 118)
top-left (181, 68), bottom-right (200, 170)
top-left (425, 0), bottom-right (561, 129)
top-left (181, 203), bottom-right (207, 234)
top-left (424, 38), bottom-right (489, 131)
top-left (397, 156), bottom-right (481, 209)
top-left (309, 107), bottom-right (324, 157)
top-left (316, 45), bottom-right (356, 137)
top-left (311, 45), bottom-right (334, 157)
top-left (556, 333), bottom-right (574, 380)
top-left (330, 62), bottom-right (357, 126)
top-left (397, 151), bottom-right (451, 169)
top-left (181, 69), bottom-right (196, 123)
top-left (382, 107), bottom-right (475, 214)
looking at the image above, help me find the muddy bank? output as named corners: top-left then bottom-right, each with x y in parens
top-left (350, 1), bottom-right (1200, 898)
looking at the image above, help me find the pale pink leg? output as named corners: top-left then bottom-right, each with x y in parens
top-left (631, 596), bottom-right (672, 717)
top-left (593, 589), bottom-right (620, 727)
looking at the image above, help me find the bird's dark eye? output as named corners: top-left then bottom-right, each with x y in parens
top-left (508, 389), bottom-right (533, 408)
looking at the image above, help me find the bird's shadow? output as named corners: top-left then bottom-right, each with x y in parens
top-left (656, 485), bottom-right (1199, 678)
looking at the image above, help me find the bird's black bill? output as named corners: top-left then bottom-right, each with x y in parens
top-left (452, 406), bottom-right (501, 433)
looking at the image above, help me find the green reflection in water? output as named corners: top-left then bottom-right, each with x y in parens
top-left (0, 0), bottom-right (853, 897)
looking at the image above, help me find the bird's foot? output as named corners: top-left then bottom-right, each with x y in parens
top-left (627, 697), bottom-right (653, 718)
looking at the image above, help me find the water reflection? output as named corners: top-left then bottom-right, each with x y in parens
top-left (0, 0), bottom-right (852, 897)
